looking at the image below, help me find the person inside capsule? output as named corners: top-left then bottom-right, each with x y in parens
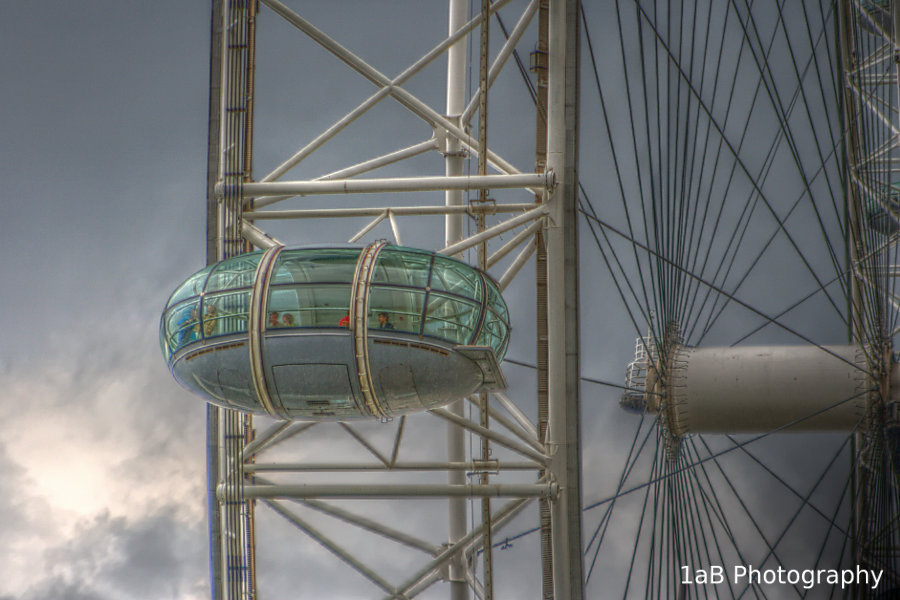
top-left (203, 304), bottom-right (218, 336)
top-left (161, 245), bottom-right (512, 418)
top-left (177, 305), bottom-right (199, 346)
top-left (377, 311), bottom-right (394, 330)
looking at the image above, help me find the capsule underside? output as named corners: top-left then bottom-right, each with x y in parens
top-left (171, 331), bottom-right (484, 419)
top-left (161, 245), bottom-right (509, 420)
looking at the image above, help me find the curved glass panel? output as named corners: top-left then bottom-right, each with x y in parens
top-left (430, 255), bottom-right (482, 301)
top-left (162, 246), bottom-right (510, 361)
top-left (167, 266), bottom-right (212, 308)
top-left (424, 292), bottom-right (480, 345)
top-left (206, 253), bottom-right (262, 293)
top-left (165, 299), bottom-right (201, 353)
top-left (372, 247), bottom-right (432, 288)
top-left (202, 291), bottom-right (250, 338)
top-left (476, 310), bottom-right (508, 356)
top-left (368, 286), bottom-right (426, 334)
top-left (271, 248), bottom-right (359, 285)
top-left (268, 284), bottom-right (352, 328)
top-left (485, 280), bottom-right (509, 325)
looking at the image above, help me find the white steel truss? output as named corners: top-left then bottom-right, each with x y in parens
top-left (837, 0), bottom-right (900, 584)
top-left (205, 1), bottom-right (582, 599)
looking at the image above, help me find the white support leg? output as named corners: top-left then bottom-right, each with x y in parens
top-left (445, 2), bottom-right (470, 598)
top-left (545, 0), bottom-right (585, 598)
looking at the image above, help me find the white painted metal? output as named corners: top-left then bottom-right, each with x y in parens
top-left (545, 0), bottom-right (585, 598)
top-left (486, 219), bottom-right (544, 268)
top-left (349, 241), bottom-right (389, 419)
top-left (202, 1), bottom-right (578, 597)
top-left (262, 499), bottom-right (397, 595)
top-left (460, 0), bottom-right (539, 127)
top-left (464, 396), bottom-right (544, 453)
top-left (430, 407), bottom-right (551, 465)
top-left (837, 2), bottom-right (900, 579)
top-left (245, 202), bottom-right (538, 220)
top-left (241, 220), bottom-right (281, 249)
top-left (439, 205), bottom-right (548, 256)
top-left (339, 422), bottom-right (392, 466)
top-left (295, 498), bottom-right (441, 554)
top-left (317, 139), bottom-right (439, 181)
top-left (444, 2), bottom-right (470, 598)
top-left (240, 421), bottom-right (316, 459)
top-left (209, 3), bottom-right (260, 595)
top-left (492, 390), bottom-right (541, 442)
top-left (664, 344), bottom-right (868, 435)
top-left (347, 210), bottom-right (387, 243)
top-left (257, 0), bottom-right (511, 185)
top-left (388, 211), bottom-right (403, 245)
top-left (386, 496), bottom-right (537, 600)
top-left (253, 139), bottom-right (439, 209)
top-left (244, 461), bottom-right (536, 472)
top-left (232, 172), bottom-right (551, 197)
top-left (237, 483), bottom-right (555, 499)
top-left (247, 244), bottom-right (285, 419)
top-left (260, 0), bottom-right (523, 180)
top-left (498, 241), bottom-right (537, 291)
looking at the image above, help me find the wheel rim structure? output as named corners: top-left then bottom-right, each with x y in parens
top-left (195, 1), bottom-right (900, 599)
top-left (579, 0), bottom-right (900, 598)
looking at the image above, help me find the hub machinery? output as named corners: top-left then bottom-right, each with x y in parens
top-left (620, 324), bottom-right (899, 460)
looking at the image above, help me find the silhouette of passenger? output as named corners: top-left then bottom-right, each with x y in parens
top-left (268, 311), bottom-right (280, 328)
top-left (203, 304), bottom-right (218, 336)
top-left (177, 305), bottom-right (199, 347)
top-left (377, 312), bottom-right (395, 330)
top-left (339, 312), bottom-right (350, 327)
top-left (281, 313), bottom-right (295, 328)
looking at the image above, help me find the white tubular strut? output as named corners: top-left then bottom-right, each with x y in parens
top-left (350, 241), bottom-right (389, 419)
top-left (249, 244), bottom-right (286, 419)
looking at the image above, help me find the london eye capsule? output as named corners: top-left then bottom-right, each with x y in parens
top-left (160, 242), bottom-right (509, 420)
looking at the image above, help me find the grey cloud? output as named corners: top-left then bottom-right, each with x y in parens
top-left (0, 1), bottom-right (868, 598)
top-left (31, 508), bottom-right (206, 600)
top-left (0, 443), bottom-right (38, 544)
top-left (20, 579), bottom-right (105, 600)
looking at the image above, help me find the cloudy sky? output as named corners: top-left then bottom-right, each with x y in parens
top-left (0, 1), bottom-right (865, 599)
top-left (0, 3), bottom-right (545, 598)
top-left (1, 3), bottom-right (211, 598)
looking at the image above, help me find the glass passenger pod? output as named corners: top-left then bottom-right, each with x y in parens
top-left (161, 243), bottom-right (510, 420)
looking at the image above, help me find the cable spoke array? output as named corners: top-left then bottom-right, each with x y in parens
top-left (571, 0), bottom-right (900, 596)
top-left (199, 0), bottom-right (900, 597)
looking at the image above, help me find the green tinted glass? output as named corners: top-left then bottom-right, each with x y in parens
top-left (476, 311), bottom-right (507, 355)
top-left (424, 293), bottom-right (480, 345)
top-left (206, 253), bottom-right (262, 293)
top-left (368, 286), bottom-right (425, 334)
top-left (202, 291), bottom-right (250, 338)
top-left (168, 266), bottom-right (212, 307)
top-left (373, 247), bottom-right (432, 288)
top-left (486, 280), bottom-right (508, 324)
top-left (268, 284), bottom-right (352, 328)
top-left (166, 300), bottom-right (201, 352)
top-left (430, 256), bottom-right (482, 301)
top-left (271, 248), bottom-right (359, 284)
